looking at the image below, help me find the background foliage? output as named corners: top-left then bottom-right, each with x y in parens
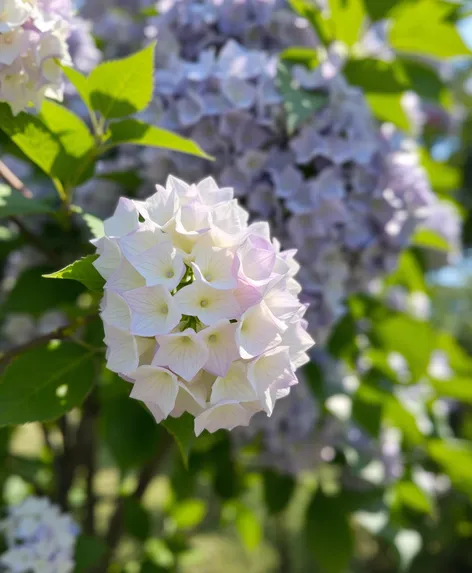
top-left (1, 0), bottom-right (472, 572)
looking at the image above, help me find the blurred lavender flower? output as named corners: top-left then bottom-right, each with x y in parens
top-left (0, 496), bottom-right (79, 573)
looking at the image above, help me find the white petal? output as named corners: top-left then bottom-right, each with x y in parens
top-left (263, 282), bottom-right (301, 321)
top-left (247, 346), bottom-right (297, 415)
top-left (174, 282), bottom-right (240, 325)
top-left (123, 285), bottom-right (182, 336)
top-left (194, 401), bottom-right (255, 436)
top-left (152, 328), bottom-right (209, 382)
top-left (143, 184), bottom-right (179, 227)
top-left (104, 197), bottom-right (139, 238)
top-left (175, 201), bottom-right (211, 235)
top-left (107, 259), bottom-right (146, 292)
top-left (210, 361), bottom-right (257, 404)
top-left (145, 401), bottom-right (166, 424)
top-left (282, 320), bottom-right (315, 367)
top-left (197, 177), bottom-right (233, 205)
top-left (236, 301), bottom-right (283, 359)
top-left (119, 220), bottom-right (163, 260)
top-left (131, 241), bottom-right (185, 290)
top-left (93, 238), bottom-right (121, 280)
top-left (100, 290), bottom-right (131, 330)
top-left (131, 365), bottom-right (179, 417)
top-left (103, 324), bottom-right (139, 374)
top-left (191, 243), bottom-right (237, 290)
top-left (198, 320), bottom-right (239, 376)
top-left (171, 379), bottom-right (209, 417)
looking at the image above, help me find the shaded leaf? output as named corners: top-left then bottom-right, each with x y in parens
top-left (2, 265), bottom-right (83, 317)
top-left (392, 481), bottom-right (433, 514)
top-left (276, 61), bottom-right (328, 135)
top-left (43, 255), bottom-right (105, 293)
top-left (101, 396), bottom-right (161, 471)
top-left (74, 535), bottom-right (107, 572)
top-left (344, 59), bottom-right (407, 93)
top-left (0, 343), bottom-right (95, 426)
top-left (162, 413), bottom-right (195, 469)
top-left (89, 43), bottom-right (156, 119)
top-left (306, 489), bottom-right (354, 573)
top-left (0, 184), bottom-right (51, 219)
top-left (123, 497), bottom-right (151, 540)
top-left (428, 439), bottom-right (472, 500)
top-left (262, 470), bottom-right (296, 514)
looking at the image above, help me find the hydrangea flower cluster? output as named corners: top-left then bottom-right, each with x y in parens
top-left (0, 0), bottom-right (75, 114)
top-left (94, 176), bottom-right (314, 435)
top-left (0, 496), bottom-right (79, 573)
top-left (136, 1), bottom-right (446, 343)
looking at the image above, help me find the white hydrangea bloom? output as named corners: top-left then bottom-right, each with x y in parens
top-left (95, 176), bottom-right (315, 435)
top-left (0, 496), bottom-right (79, 573)
top-left (0, 0), bottom-right (73, 114)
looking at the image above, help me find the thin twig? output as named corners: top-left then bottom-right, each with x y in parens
top-left (0, 160), bottom-right (32, 198)
top-left (0, 314), bottom-right (98, 371)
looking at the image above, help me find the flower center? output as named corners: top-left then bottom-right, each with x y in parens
top-left (166, 270), bottom-right (175, 278)
top-left (200, 299), bottom-right (208, 308)
top-left (208, 334), bottom-right (217, 343)
top-left (160, 304), bottom-right (168, 315)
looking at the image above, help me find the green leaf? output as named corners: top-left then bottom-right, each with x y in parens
top-left (365, 92), bottom-right (410, 131)
top-left (431, 377), bottom-right (472, 404)
top-left (97, 169), bottom-right (142, 191)
top-left (428, 439), bottom-right (472, 499)
top-left (101, 396), bottom-right (161, 471)
top-left (39, 101), bottom-right (96, 187)
top-left (262, 470), bottom-right (296, 514)
top-left (398, 58), bottom-right (445, 103)
top-left (329, 0), bottom-right (366, 47)
top-left (2, 265), bottom-right (83, 317)
top-left (234, 503), bottom-right (262, 552)
top-left (384, 395), bottom-right (426, 446)
top-left (363, 0), bottom-right (409, 21)
top-left (389, 0), bottom-right (471, 59)
top-left (306, 489), bottom-right (354, 573)
top-left (420, 148), bottom-right (460, 194)
top-left (81, 213), bottom-right (105, 239)
top-left (88, 43), bottom-right (156, 119)
top-left (62, 67), bottom-right (91, 109)
top-left (276, 61), bottom-right (328, 135)
top-left (289, 0), bottom-right (332, 46)
top-left (0, 102), bottom-right (95, 190)
top-left (280, 47), bottom-right (320, 68)
top-left (386, 250), bottom-right (426, 292)
top-left (123, 497), bottom-right (151, 540)
top-left (171, 499), bottom-right (207, 530)
top-left (107, 119), bottom-right (212, 159)
top-left (392, 481), bottom-right (433, 514)
top-left (344, 59), bottom-right (408, 93)
top-left (162, 413), bottom-right (195, 469)
top-left (0, 184), bottom-right (52, 219)
top-left (0, 343), bottom-right (95, 426)
top-left (373, 315), bottom-right (436, 380)
top-left (74, 535), bottom-right (107, 572)
top-left (411, 228), bottom-right (451, 252)
top-left (43, 255), bottom-right (105, 293)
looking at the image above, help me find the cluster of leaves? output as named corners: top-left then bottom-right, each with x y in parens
top-left (0, 1), bottom-right (471, 572)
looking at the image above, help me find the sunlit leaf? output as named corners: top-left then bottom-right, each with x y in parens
top-left (43, 255), bottom-right (105, 293)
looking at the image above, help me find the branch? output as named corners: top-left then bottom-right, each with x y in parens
top-left (0, 160), bottom-right (63, 264)
top-left (0, 314), bottom-right (98, 371)
top-left (0, 160), bottom-right (32, 198)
